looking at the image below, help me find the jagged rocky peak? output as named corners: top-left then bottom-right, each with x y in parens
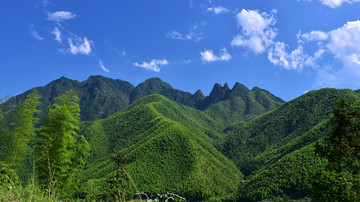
top-left (223, 83), bottom-right (230, 91)
top-left (209, 83), bottom-right (231, 98)
top-left (193, 89), bottom-right (205, 98)
top-left (229, 82), bottom-right (250, 97)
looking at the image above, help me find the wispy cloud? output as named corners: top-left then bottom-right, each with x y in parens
top-left (299, 0), bottom-right (360, 8)
top-left (166, 25), bottom-right (204, 42)
top-left (51, 27), bottom-right (62, 42)
top-left (99, 60), bottom-right (110, 72)
top-left (231, 9), bottom-right (277, 54)
top-left (207, 6), bottom-right (230, 14)
top-left (300, 31), bottom-right (329, 42)
top-left (188, 0), bottom-right (194, 9)
top-left (30, 25), bottom-right (44, 40)
top-left (315, 20), bottom-right (360, 85)
top-left (68, 37), bottom-right (92, 55)
top-left (200, 48), bottom-right (231, 63)
top-left (47, 11), bottom-right (77, 22)
top-left (133, 59), bottom-right (168, 72)
top-left (268, 43), bottom-right (310, 70)
top-left (183, 59), bottom-right (192, 64)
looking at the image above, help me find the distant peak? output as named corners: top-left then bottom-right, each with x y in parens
top-left (251, 86), bottom-right (261, 91)
top-left (144, 77), bottom-right (163, 82)
top-left (88, 75), bottom-right (105, 80)
top-left (228, 82), bottom-right (249, 98)
top-left (232, 82), bottom-right (248, 90)
top-left (213, 83), bottom-right (222, 89)
top-left (207, 83), bottom-right (231, 102)
top-left (223, 83), bottom-right (230, 91)
top-left (139, 77), bottom-right (173, 89)
top-left (194, 89), bottom-right (205, 98)
top-left (53, 76), bottom-right (73, 84)
top-left (58, 76), bottom-right (70, 80)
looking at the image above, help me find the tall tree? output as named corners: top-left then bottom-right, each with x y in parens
top-left (0, 95), bottom-right (12, 156)
top-left (313, 97), bottom-right (360, 201)
top-left (35, 90), bottom-right (90, 197)
top-left (4, 90), bottom-right (41, 171)
top-left (104, 151), bottom-right (130, 201)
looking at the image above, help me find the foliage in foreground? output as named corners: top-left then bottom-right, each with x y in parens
top-left (313, 97), bottom-right (360, 201)
top-left (35, 90), bottom-right (90, 197)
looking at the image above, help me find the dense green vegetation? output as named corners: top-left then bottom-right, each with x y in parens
top-left (218, 88), bottom-right (360, 200)
top-left (78, 94), bottom-right (242, 200)
top-left (313, 97), bottom-right (360, 201)
top-left (1, 76), bottom-right (360, 201)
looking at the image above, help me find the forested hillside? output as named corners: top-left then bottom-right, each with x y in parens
top-left (217, 88), bottom-right (360, 200)
top-left (78, 94), bottom-right (242, 200)
top-left (1, 76), bottom-right (359, 201)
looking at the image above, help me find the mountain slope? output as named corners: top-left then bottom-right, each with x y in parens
top-left (216, 88), bottom-right (360, 200)
top-left (78, 94), bottom-right (242, 200)
top-left (218, 88), bottom-right (360, 175)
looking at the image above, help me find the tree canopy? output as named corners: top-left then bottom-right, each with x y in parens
top-left (313, 97), bottom-right (360, 201)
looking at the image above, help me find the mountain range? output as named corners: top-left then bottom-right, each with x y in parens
top-left (9, 75), bottom-right (284, 126)
top-left (2, 75), bottom-right (359, 200)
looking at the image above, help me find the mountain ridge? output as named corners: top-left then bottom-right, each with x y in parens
top-left (7, 75), bottom-right (284, 125)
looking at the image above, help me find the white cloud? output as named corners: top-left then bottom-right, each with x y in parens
top-left (166, 25), bottom-right (203, 41)
top-left (133, 59), bottom-right (168, 72)
top-left (207, 6), bottom-right (230, 14)
top-left (268, 42), bottom-right (309, 70)
top-left (47, 11), bottom-right (77, 22)
top-left (200, 48), bottom-right (232, 63)
top-left (301, 31), bottom-right (328, 41)
top-left (314, 20), bottom-right (360, 85)
top-left (299, 0), bottom-right (360, 8)
top-left (30, 25), bottom-right (44, 40)
top-left (99, 60), bottom-right (110, 72)
top-left (68, 37), bottom-right (92, 55)
top-left (51, 27), bottom-right (62, 42)
top-left (319, 0), bottom-right (360, 8)
top-left (327, 21), bottom-right (360, 64)
top-left (297, 21), bottom-right (360, 86)
top-left (231, 9), bottom-right (277, 54)
top-left (320, 0), bottom-right (346, 8)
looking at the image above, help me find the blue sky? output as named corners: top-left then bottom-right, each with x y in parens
top-left (1, 0), bottom-right (360, 101)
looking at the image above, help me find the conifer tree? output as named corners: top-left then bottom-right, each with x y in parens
top-left (313, 97), bottom-right (360, 201)
top-left (35, 90), bottom-right (90, 197)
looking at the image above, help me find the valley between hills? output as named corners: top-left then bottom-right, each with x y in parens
top-left (1, 75), bottom-right (360, 201)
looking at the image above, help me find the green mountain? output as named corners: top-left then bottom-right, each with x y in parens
top-left (7, 76), bottom-right (283, 126)
top-left (204, 82), bottom-right (284, 129)
top-left (78, 94), bottom-right (242, 200)
top-left (217, 88), bottom-right (360, 200)
top-left (9, 76), bottom-right (134, 121)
